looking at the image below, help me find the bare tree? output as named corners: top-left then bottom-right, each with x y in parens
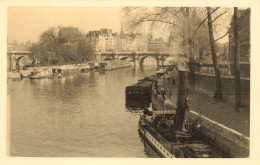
top-left (194, 8), bottom-right (233, 102)
top-left (124, 7), bottom-right (230, 90)
top-left (233, 7), bottom-right (241, 111)
top-left (123, 7), bottom-right (231, 124)
top-left (206, 7), bottom-right (223, 102)
top-left (124, 7), bottom-right (196, 87)
top-left (124, 7), bottom-right (195, 131)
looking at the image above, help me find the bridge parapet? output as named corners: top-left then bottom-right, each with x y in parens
top-left (99, 51), bottom-right (169, 55)
top-left (96, 51), bottom-right (170, 66)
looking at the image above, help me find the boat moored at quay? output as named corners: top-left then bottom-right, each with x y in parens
top-left (30, 68), bottom-right (53, 79)
top-left (125, 75), bottom-right (157, 109)
top-left (138, 109), bottom-right (223, 158)
top-left (137, 64), bottom-right (226, 158)
top-left (137, 60), bottom-right (250, 158)
top-left (125, 75), bottom-right (156, 96)
top-left (125, 66), bottom-right (168, 98)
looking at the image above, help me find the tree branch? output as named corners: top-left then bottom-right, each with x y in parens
top-left (212, 11), bottom-right (227, 23)
top-left (193, 7), bottom-right (220, 34)
top-left (123, 7), bottom-right (141, 16)
top-left (214, 31), bottom-right (229, 42)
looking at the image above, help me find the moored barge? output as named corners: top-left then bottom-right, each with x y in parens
top-left (138, 110), bottom-right (223, 158)
top-left (138, 63), bottom-right (225, 158)
top-left (125, 75), bottom-right (157, 96)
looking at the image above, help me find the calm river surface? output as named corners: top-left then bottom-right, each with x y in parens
top-left (8, 66), bottom-right (157, 157)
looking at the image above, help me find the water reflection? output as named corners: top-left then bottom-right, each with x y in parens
top-left (9, 66), bottom-right (157, 157)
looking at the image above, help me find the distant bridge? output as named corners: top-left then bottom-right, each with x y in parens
top-left (95, 52), bottom-right (170, 66)
top-left (7, 51), bottom-right (33, 71)
top-left (7, 51), bottom-right (171, 71)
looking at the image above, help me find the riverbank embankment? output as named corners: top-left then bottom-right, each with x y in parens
top-left (7, 60), bottom-right (131, 80)
top-left (26, 60), bottom-right (130, 71)
top-left (152, 70), bottom-right (249, 157)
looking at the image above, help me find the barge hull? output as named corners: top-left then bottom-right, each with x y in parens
top-left (138, 121), bottom-right (175, 158)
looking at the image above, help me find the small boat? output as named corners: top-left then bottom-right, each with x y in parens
top-left (57, 73), bottom-right (62, 78)
top-left (94, 62), bottom-right (100, 71)
top-left (19, 69), bottom-right (33, 78)
top-left (7, 71), bottom-right (21, 81)
top-left (30, 68), bottom-right (53, 79)
top-left (55, 69), bottom-right (63, 78)
top-left (81, 68), bottom-right (89, 73)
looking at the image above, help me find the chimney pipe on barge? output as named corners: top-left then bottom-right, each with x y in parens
top-left (175, 54), bottom-right (190, 131)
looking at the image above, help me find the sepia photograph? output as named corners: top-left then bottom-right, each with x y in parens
top-left (1, 0), bottom-right (260, 164)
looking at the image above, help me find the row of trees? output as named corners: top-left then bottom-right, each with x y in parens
top-left (30, 26), bottom-right (94, 65)
top-left (123, 7), bottom-right (242, 120)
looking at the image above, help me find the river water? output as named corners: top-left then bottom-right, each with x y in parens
top-left (8, 66), bottom-right (158, 157)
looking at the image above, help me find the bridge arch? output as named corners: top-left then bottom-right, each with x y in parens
top-left (16, 56), bottom-right (24, 70)
top-left (119, 56), bottom-right (128, 60)
top-left (104, 57), bottom-right (113, 60)
top-left (97, 52), bottom-right (170, 67)
top-left (162, 56), bottom-right (177, 66)
top-left (139, 56), bottom-right (158, 66)
top-left (16, 55), bottom-right (34, 70)
top-left (7, 51), bottom-right (33, 71)
top-left (16, 55), bottom-right (25, 62)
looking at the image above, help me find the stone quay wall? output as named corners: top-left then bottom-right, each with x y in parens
top-left (152, 94), bottom-right (249, 157)
top-left (186, 110), bottom-right (249, 158)
top-left (190, 72), bottom-right (250, 108)
top-left (151, 75), bottom-right (250, 157)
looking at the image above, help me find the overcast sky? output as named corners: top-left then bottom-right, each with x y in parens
top-left (8, 6), bottom-right (123, 43)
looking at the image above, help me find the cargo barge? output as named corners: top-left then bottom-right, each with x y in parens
top-left (138, 109), bottom-right (224, 158)
top-left (125, 76), bottom-right (157, 95)
top-left (125, 76), bottom-right (155, 109)
top-left (125, 66), bottom-right (168, 98)
top-left (138, 65), bottom-right (227, 158)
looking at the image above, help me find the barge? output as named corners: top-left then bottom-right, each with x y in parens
top-left (138, 109), bottom-right (224, 158)
top-left (125, 75), bottom-right (156, 97)
top-left (30, 68), bottom-right (53, 79)
top-left (138, 64), bottom-right (226, 158)
top-left (125, 75), bottom-right (157, 108)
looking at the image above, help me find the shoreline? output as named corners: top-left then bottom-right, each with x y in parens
top-left (7, 60), bottom-right (131, 79)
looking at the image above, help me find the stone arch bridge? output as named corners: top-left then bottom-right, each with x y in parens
top-left (95, 52), bottom-right (170, 66)
top-left (7, 51), bottom-right (33, 71)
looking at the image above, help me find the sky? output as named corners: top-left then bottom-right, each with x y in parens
top-left (8, 6), bottom-right (122, 43)
top-left (7, 6), bottom-right (232, 44)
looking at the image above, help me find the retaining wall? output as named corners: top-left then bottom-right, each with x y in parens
top-left (152, 92), bottom-right (250, 157)
top-left (186, 110), bottom-right (249, 157)
top-left (190, 72), bottom-right (250, 108)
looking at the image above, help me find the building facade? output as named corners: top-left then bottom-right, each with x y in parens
top-left (86, 29), bottom-right (118, 52)
top-left (86, 29), bottom-right (148, 53)
top-left (229, 8), bottom-right (250, 63)
top-left (117, 33), bottom-right (148, 52)
top-left (148, 35), bottom-right (168, 53)
top-left (8, 40), bottom-right (32, 51)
